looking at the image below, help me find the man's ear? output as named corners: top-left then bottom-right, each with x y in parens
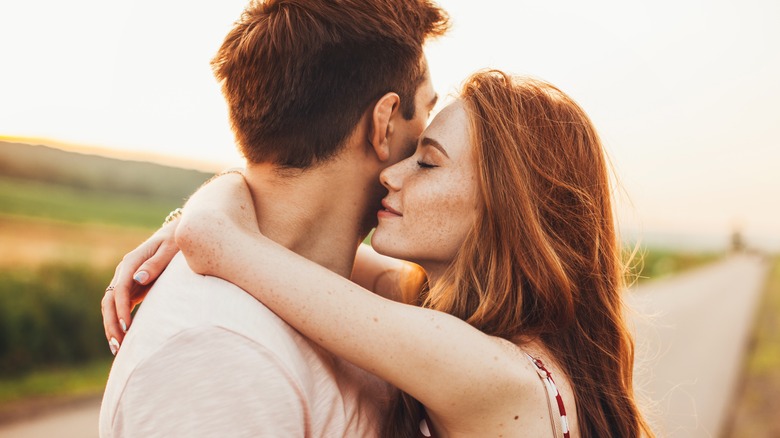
top-left (368, 92), bottom-right (400, 162)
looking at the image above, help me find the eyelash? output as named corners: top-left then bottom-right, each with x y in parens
top-left (417, 160), bottom-right (436, 169)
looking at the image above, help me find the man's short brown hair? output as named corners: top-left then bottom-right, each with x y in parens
top-left (212, 0), bottom-right (449, 168)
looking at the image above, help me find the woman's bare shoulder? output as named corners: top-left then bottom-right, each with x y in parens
top-left (499, 338), bottom-right (580, 437)
top-left (435, 337), bottom-right (572, 437)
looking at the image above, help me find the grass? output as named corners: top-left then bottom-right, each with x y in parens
top-left (0, 175), bottom-right (184, 229)
top-left (0, 359), bottom-right (111, 405)
top-left (631, 246), bottom-right (722, 283)
top-left (0, 145), bottom-right (210, 411)
top-left (0, 214), bottom-right (154, 268)
top-left (724, 255), bottom-right (780, 437)
top-left (0, 263), bottom-right (116, 376)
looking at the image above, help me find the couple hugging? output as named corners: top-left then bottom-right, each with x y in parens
top-left (99, 0), bottom-right (653, 437)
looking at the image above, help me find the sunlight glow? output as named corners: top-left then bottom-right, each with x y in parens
top-left (1, 0), bottom-right (778, 249)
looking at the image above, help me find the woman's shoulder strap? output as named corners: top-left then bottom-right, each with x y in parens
top-left (524, 353), bottom-right (571, 438)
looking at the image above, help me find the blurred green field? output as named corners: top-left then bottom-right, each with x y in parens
top-left (632, 246), bottom-right (722, 284)
top-left (0, 261), bottom-right (117, 410)
top-left (0, 142), bottom-right (214, 407)
top-left (0, 359), bottom-right (112, 405)
top-left (0, 176), bottom-right (180, 229)
top-left (0, 141), bottom-right (214, 199)
top-left (0, 263), bottom-right (116, 374)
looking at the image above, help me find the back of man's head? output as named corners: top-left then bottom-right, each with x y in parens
top-left (212, 0), bottom-right (449, 168)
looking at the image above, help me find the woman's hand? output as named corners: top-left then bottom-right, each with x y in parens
top-left (100, 169), bottom-right (251, 355)
top-left (101, 217), bottom-right (181, 353)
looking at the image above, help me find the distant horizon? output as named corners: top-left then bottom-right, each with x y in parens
top-left (3, 135), bottom-right (777, 253)
top-left (0, 135), bottom-right (230, 174)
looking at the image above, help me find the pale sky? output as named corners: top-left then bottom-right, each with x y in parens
top-left (1, 0), bottom-right (778, 250)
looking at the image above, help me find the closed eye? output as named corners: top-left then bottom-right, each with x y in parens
top-left (417, 160), bottom-right (437, 169)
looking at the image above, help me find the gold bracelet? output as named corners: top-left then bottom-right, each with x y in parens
top-left (219, 168), bottom-right (245, 177)
top-left (199, 168), bottom-right (245, 189)
top-left (163, 207), bottom-right (183, 226)
top-left (171, 169), bottom-right (243, 226)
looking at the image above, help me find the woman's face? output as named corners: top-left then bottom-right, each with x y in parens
top-left (372, 101), bottom-right (480, 279)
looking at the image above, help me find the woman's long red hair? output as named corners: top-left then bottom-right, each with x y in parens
top-left (384, 71), bottom-right (654, 437)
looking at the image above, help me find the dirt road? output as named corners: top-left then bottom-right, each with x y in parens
top-left (0, 254), bottom-right (768, 437)
top-left (0, 397), bottom-right (100, 438)
top-left (629, 253), bottom-right (769, 437)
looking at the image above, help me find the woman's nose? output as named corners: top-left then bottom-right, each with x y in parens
top-left (380, 159), bottom-right (405, 192)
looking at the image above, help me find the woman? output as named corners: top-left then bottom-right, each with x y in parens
top-left (105, 71), bottom-right (653, 437)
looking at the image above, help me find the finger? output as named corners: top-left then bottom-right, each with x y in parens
top-left (108, 222), bottom-right (179, 335)
top-left (124, 239), bottom-right (180, 310)
top-left (101, 288), bottom-right (123, 354)
top-left (113, 265), bottom-right (139, 334)
top-left (101, 262), bottom-right (124, 343)
top-left (132, 240), bottom-right (180, 286)
top-left (113, 241), bottom-right (164, 332)
top-left (113, 259), bottom-right (136, 333)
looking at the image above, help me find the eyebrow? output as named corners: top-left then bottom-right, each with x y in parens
top-left (421, 136), bottom-right (449, 158)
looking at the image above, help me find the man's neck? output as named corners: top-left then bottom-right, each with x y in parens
top-left (243, 160), bottom-right (381, 278)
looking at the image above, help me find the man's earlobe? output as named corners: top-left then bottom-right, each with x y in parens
top-left (369, 92), bottom-right (400, 162)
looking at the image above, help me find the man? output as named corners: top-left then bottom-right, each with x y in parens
top-left (99, 0), bottom-right (447, 436)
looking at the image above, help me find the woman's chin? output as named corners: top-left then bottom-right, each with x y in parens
top-left (370, 232), bottom-right (405, 260)
top-left (369, 231), bottom-right (387, 253)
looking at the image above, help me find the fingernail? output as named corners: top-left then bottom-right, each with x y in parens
top-left (133, 271), bottom-right (149, 284)
top-left (120, 319), bottom-right (128, 333)
top-left (109, 337), bottom-right (120, 356)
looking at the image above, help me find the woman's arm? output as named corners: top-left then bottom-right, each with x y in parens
top-left (100, 171), bottom-right (419, 350)
top-left (176, 174), bottom-right (524, 419)
top-left (351, 244), bottom-right (426, 304)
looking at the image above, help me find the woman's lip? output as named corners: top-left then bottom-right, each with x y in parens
top-left (377, 209), bottom-right (400, 219)
top-left (380, 199), bottom-right (402, 216)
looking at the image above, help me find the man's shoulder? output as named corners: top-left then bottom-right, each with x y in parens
top-left (100, 324), bottom-right (388, 437)
top-left (105, 252), bottom-right (324, 392)
top-left (100, 254), bottom-right (334, 433)
top-left (134, 252), bottom-right (300, 345)
top-left (122, 254), bottom-right (316, 362)
top-left (100, 326), bottom-right (312, 437)
top-left (100, 253), bottom-right (389, 437)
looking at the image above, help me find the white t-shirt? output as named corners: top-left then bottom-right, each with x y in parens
top-left (99, 253), bottom-right (390, 437)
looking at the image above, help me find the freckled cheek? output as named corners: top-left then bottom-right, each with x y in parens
top-left (407, 185), bottom-right (475, 252)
